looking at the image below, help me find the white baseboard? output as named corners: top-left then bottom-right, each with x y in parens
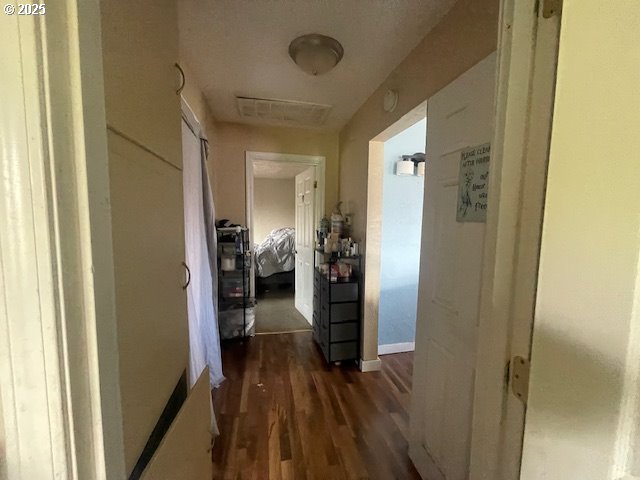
top-left (359, 357), bottom-right (382, 372)
top-left (378, 342), bottom-right (415, 355)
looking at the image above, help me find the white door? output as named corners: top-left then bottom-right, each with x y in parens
top-left (409, 53), bottom-right (496, 480)
top-left (141, 369), bottom-right (212, 480)
top-left (295, 166), bottom-right (315, 323)
top-left (520, 2), bottom-right (640, 479)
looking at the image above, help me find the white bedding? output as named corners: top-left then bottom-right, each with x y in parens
top-left (254, 228), bottom-right (295, 278)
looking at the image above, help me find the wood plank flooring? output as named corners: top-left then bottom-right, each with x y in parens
top-left (211, 332), bottom-right (421, 480)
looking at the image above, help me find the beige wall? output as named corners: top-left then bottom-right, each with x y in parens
top-left (339, 0), bottom-right (499, 361)
top-left (520, 1), bottom-right (640, 478)
top-left (253, 178), bottom-right (295, 243)
top-left (339, 0), bottom-right (499, 244)
top-left (180, 62), bottom-right (219, 144)
top-left (178, 68), bottom-right (338, 227)
top-left (210, 122), bottom-right (339, 225)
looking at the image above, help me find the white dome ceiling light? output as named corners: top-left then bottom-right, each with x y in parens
top-left (289, 34), bottom-right (344, 76)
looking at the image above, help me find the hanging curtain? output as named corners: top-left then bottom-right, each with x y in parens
top-left (200, 140), bottom-right (219, 321)
top-left (181, 100), bottom-right (225, 393)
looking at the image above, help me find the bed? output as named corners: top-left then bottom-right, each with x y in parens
top-left (254, 228), bottom-right (296, 292)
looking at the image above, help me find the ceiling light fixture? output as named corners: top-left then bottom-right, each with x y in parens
top-left (289, 34), bottom-right (344, 76)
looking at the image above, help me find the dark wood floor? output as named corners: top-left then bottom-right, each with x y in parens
top-left (212, 331), bottom-right (421, 480)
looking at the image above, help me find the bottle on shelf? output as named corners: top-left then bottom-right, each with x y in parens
top-left (331, 202), bottom-right (344, 236)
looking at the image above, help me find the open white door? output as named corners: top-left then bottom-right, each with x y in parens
top-left (140, 369), bottom-right (212, 480)
top-left (519, 2), bottom-right (640, 479)
top-left (409, 53), bottom-right (496, 480)
top-left (294, 166), bottom-right (315, 323)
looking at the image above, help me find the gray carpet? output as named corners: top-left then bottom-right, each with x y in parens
top-left (255, 289), bottom-right (311, 334)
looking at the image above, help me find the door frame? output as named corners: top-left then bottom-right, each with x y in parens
top-left (245, 151), bottom-right (326, 301)
top-left (0, 1), bottom-right (125, 478)
top-left (468, 0), bottom-right (561, 478)
top-left (363, 102), bottom-right (427, 365)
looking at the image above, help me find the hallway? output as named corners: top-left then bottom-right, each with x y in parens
top-left (212, 332), bottom-right (420, 479)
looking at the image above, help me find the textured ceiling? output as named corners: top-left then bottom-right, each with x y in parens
top-left (178, 0), bottom-right (456, 131)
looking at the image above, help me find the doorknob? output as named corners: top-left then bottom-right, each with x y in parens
top-left (181, 261), bottom-right (191, 289)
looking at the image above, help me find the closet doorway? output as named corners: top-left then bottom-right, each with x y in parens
top-left (245, 152), bottom-right (326, 334)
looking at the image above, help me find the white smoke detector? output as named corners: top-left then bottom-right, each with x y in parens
top-left (383, 89), bottom-right (399, 113)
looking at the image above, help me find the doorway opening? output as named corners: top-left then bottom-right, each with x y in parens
top-left (378, 116), bottom-right (426, 355)
top-left (245, 152), bottom-right (326, 334)
top-left (363, 53), bottom-right (499, 479)
top-left (362, 102), bottom-right (427, 362)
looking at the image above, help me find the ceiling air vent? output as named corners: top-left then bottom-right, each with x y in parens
top-left (236, 96), bottom-right (332, 127)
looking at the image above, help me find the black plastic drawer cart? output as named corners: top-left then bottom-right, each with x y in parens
top-left (312, 250), bottom-right (361, 364)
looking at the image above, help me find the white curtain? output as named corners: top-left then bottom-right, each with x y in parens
top-left (181, 102), bottom-right (225, 393)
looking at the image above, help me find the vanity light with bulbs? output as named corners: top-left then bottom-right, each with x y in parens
top-left (396, 153), bottom-right (426, 177)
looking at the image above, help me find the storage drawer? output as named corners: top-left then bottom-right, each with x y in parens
top-left (219, 242), bottom-right (237, 256)
top-left (320, 318), bottom-right (329, 340)
top-left (330, 302), bottom-right (358, 323)
top-left (329, 283), bottom-right (358, 302)
top-left (320, 281), bottom-right (328, 300)
top-left (320, 304), bottom-right (330, 327)
top-left (220, 276), bottom-right (247, 298)
top-left (330, 322), bottom-right (358, 342)
top-left (320, 339), bottom-right (329, 362)
top-left (330, 341), bottom-right (358, 362)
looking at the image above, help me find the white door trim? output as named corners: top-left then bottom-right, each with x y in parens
top-left (359, 358), bottom-right (383, 373)
top-left (0, 2), bottom-right (125, 479)
top-left (245, 151), bottom-right (326, 298)
top-left (378, 342), bottom-right (415, 355)
top-left (469, 1), bottom-right (561, 478)
top-left (362, 103), bottom-right (427, 369)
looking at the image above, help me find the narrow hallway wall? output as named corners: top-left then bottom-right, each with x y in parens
top-left (177, 64), bottom-right (340, 228)
top-left (209, 122), bottom-right (339, 225)
top-left (338, 0), bottom-right (499, 362)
